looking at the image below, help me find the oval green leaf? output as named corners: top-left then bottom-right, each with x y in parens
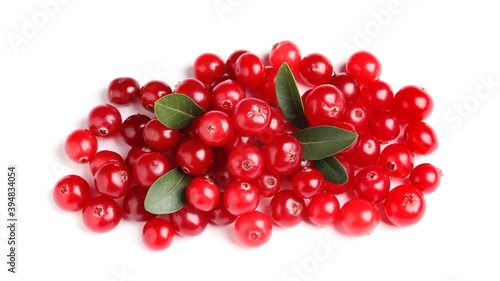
top-left (314, 156), bottom-right (348, 184)
top-left (275, 62), bottom-right (309, 129)
top-left (154, 93), bottom-right (205, 130)
top-left (144, 168), bottom-right (191, 215)
top-left (292, 125), bottom-right (358, 160)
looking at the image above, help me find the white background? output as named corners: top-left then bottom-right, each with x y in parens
top-left (1, 0), bottom-right (500, 280)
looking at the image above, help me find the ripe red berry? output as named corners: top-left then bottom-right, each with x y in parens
top-left (89, 150), bottom-right (124, 176)
top-left (359, 80), bottom-right (394, 112)
top-left (327, 73), bottom-right (361, 102)
top-left (210, 79), bottom-right (246, 116)
top-left (233, 52), bottom-right (265, 88)
top-left (332, 122), bottom-right (359, 158)
top-left (197, 110), bottom-right (235, 147)
top-left (250, 167), bottom-right (281, 197)
top-left (226, 49), bottom-right (249, 78)
top-left (121, 114), bottom-right (151, 147)
top-left (409, 163), bottom-right (442, 194)
top-left (339, 198), bottom-right (379, 236)
top-left (186, 177), bottom-right (220, 212)
top-left (379, 144), bottom-right (415, 179)
top-left (234, 210), bottom-right (273, 248)
top-left (140, 80), bottom-right (172, 112)
top-left (257, 107), bottom-right (287, 144)
top-left (208, 194), bottom-right (238, 225)
top-left (124, 145), bottom-right (155, 171)
top-left (299, 53), bottom-right (333, 86)
top-left (352, 166), bottom-right (390, 203)
top-left (228, 144), bottom-right (264, 181)
top-left (307, 192), bottom-right (340, 227)
top-left (341, 102), bottom-right (370, 132)
top-left (232, 97), bottom-right (272, 136)
top-left (176, 138), bottom-right (213, 176)
top-left (53, 175), bottom-right (91, 211)
top-left (94, 162), bottom-right (132, 199)
top-left (107, 77), bottom-right (140, 105)
top-left (304, 84), bottom-right (346, 126)
top-left (263, 134), bottom-right (303, 175)
top-left (269, 190), bottom-right (306, 227)
top-left (142, 218), bottom-right (175, 251)
top-left (142, 118), bottom-right (180, 151)
top-left (169, 204), bottom-right (208, 237)
top-left (223, 181), bottom-right (259, 216)
top-left (324, 158), bottom-right (354, 194)
top-left (249, 66), bottom-right (279, 104)
top-left (122, 185), bottom-right (156, 222)
top-left (269, 40), bottom-right (301, 71)
top-left (132, 152), bottom-right (170, 189)
top-left (403, 121), bottom-right (438, 155)
top-left (384, 185), bottom-right (426, 227)
top-left (174, 78), bottom-right (211, 110)
top-left (368, 110), bottom-right (401, 142)
top-left (392, 85), bottom-right (434, 123)
top-left (193, 53), bottom-right (226, 85)
top-left (64, 129), bottom-right (98, 164)
top-left (345, 50), bottom-right (382, 84)
top-left (291, 167), bottom-right (326, 199)
top-left (347, 132), bottom-right (380, 168)
top-left (87, 104), bottom-right (122, 137)
top-left (82, 196), bottom-right (121, 233)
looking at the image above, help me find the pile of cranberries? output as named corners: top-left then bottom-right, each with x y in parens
top-left (53, 40), bottom-right (441, 250)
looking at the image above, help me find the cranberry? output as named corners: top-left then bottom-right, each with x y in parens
top-left (142, 118), bottom-right (180, 151)
top-left (304, 84), bottom-right (346, 126)
top-left (223, 181), bottom-right (259, 216)
top-left (208, 193), bottom-right (237, 225)
top-left (64, 129), bottom-right (98, 164)
top-left (250, 167), bottom-right (281, 197)
top-left (228, 144), bottom-right (264, 181)
top-left (392, 85), bottom-right (434, 123)
top-left (379, 144), bottom-right (415, 179)
top-left (249, 66), bottom-right (278, 104)
top-left (193, 53), bottom-right (226, 85)
top-left (384, 185), bottom-right (426, 227)
top-left (121, 114), bottom-right (151, 147)
top-left (298, 53), bottom-right (333, 86)
top-left (368, 110), bottom-right (401, 142)
top-left (124, 145), bottom-right (155, 171)
top-left (403, 121), bottom-right (438, 155)
top-left (307, 192), bottom-right (341, 227)
top-left (168, 204), bottom-right (208, 237)
top-left (223, 130), bottom-right (258, 154)
top-left (226, 49), bottom-right (249, 78)
top-left (234, 52), bottom-right (265, 88)
top-left (174, 78), bottom-right (211, 111)
top-left (352, 166), bottom-right (390, 203)
top-left (409, 163), bottom-right (442, 194)
top-left (186, 177), bottom-right (220, 212)
top-left (89, 150), bottom-right (124, 176)
top-left (324, 158), bottom-right (354, 194)
top-left (269, 40), bottom-right (301, 71)
top-left (333, 122), bottom-right (359, 158)
top-left (341, 102), bottom-right (369, 132)
top-left (339, 198), bottom-right (379, 236)
top-left (94, 162), bottom-right (132, 199)
top-left (210, 79), bottom-right (245, 116)
top-left (347, 132), bottom-right (380, 168)
top-left (132, 152), bottom-right (170, 189)
top-left (142, 218), bottom-right (175, 251)
top-left (234, 210), bottom-right (272, 248)
top-left (140, 80), bottom-right (172, 112)
top-left (269, 190), bottom-right (306, 227)
top-left (82, 196), bottom-right (121, 233)
top-left (327, 73), bottom-right (360, 102)
top-left (53, 175), bottom-right (91, 211)
top-left (87, 104), bottom-right (122, 137)
top-left (197, 110), bottom-right (235, 147)
top-left (257, 106), bottom-right (287, 144)
top-left (263, 134), bottom-right (303, 175)
top-left (359, 80), bottom-right (394, 112)
top-left (107, 77), bottom-right (140, 105)
top-left (345, 50), bottom-right (382, 84)
top-left (232, 97), bottom-right (272, 136)
top-left (292, 167), bottom-right (326, 199)
top-left (176, 138), bottom-right (213, 176)
top-left (123, 186), bottom-right (156, 221)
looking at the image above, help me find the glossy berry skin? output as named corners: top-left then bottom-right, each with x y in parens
top-left (232, 97), bottom-right (272, 136)
top-left (176, 138), bottom-right (213, 176)
top-left (404, 121), bottom-right (438, 155)
top-left (292, 167), bottom-right (326, 199)
top-left (168, 204), bottom-right (208, 237)
top-left (107, 77), bottom-right (140, 105)
top-left (384, 185), bottom-right (426, 227)
top-left (409, 163), bottom-right (442, 194)
top-left (89, 150), bottom-right (124, 176)
top-left (333, 122), bottom-right (359, 158)
top-left (307, 192), bottom-right (341, 227)
top-left (186, 177), bottom-right (220, 212)
top-left (121, 114), bottom-right (151, 147)
top-left (226, 49), bottom-right (249, 78)
top-left (263, 134), bottom-right (303, 175)
top-left (193, 53), bottom-right (226, 85)
top-left (347, 132), bottom-right (380, 168)
top-left (368, 110), bottom-right (401, 142)
top-left (269, 40), bottom-right (301, 71)
top-left (142, 218), bottom-right (174, 251)
top-left (64, 129), bottom-right (98, 163)
top-left (223, 130), bottom-right (258, 154)
top-left (269, 190), bottom-right (306, 227)
top-left (257, 107), bottom-right (287, 144)
top-left (228, 144), bottom-right (264, 181)
top-left (53, 175), bottom-right (91, 211)
top-left (208, 194), bottom-right (238, 225)
top-left (174, 78), bottom-right (211, 111)
top-left (345, 50), bottom-right (382, 84)
top-left (304, 84), bottom-right (346, 126)
top-left (142, 118), bottom-right (180, 151)
top-left (87, 104), bottom-right (122, 137)
top-left (94, 162), bottom-right (132, 199)
top-left (140, 80), bottom-right (172, 112)
top-left (198, 110), bottom-right (234, 147)
top-left (328, 73), bottom-right (360, 102)
top-left (341, 102), bottom-right (369, 132)
top-left (359, 80), bottom-right (394, 112)
top-left (234, 52), bottom-right (266, 88)
top-left (393, 85), bottom-right (434, 123)
top-left (123, 186), bottom-right (156, 222)
top-left (234, 210), bottom-right (272, 248)
top-left (339, 198), bottom-right (379, 236)
top-left (352, 166), bottom-right (390, 203)
top-left (132, 152), bottom-right (170, 189)
top-left (124, 145), bottom-right (155, 171)
top-left (210, 79), bottom-right (245, 116)
top-left (298, 53), bottom-right (333, 86)
top-left (249, 66), bottom-right (278, 104)
top-left (379, 144), bottom-right (415, 179)
top-left (250, 167), bottom-right (281, 197)
top-left (82, 196), bottom-right (121, 233)
top-left (324, 158), bottom-right (354, 194)
top-left (223, 181), bottom-right (260, 216)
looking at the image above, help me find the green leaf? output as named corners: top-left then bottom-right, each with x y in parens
top-left (144, 168), bottom-right (191, 215)
top-left (314, 156), bottom-right (348, 184)
top-left (154, 93), bottom-right (205, 130)
top-left (275, 62), bottom-right (309, 129)
top-left (292, 126), bottom-right (358, 160)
